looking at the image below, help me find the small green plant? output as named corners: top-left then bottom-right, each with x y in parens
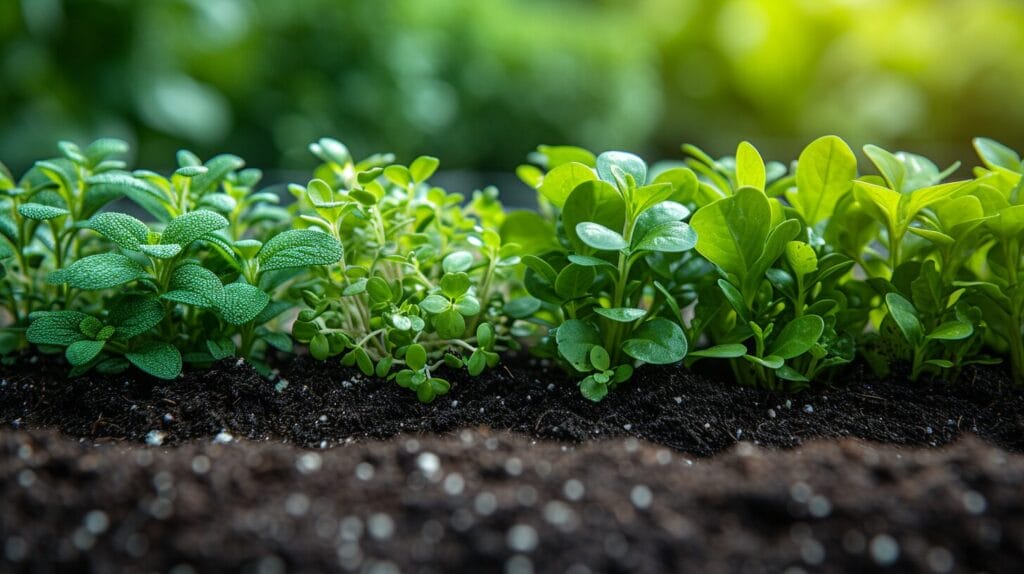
top-left (685, 141), bottom-right (855, 389)
top-left (517, 147), bottom-right (698, 401)
top-left (2, 141), bottom-right (341, 378)
top-left (291, 139), bottom-right (521, 403)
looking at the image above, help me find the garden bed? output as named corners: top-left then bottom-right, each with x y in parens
top-left (3, 359), bottom-right (1024, 572)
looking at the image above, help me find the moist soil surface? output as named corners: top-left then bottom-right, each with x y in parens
top-left (2, 357), bottom-right (1024, 572)
top-left (2, 357), bottom-right (1023, 453)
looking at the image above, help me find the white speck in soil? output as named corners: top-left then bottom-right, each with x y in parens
top-left (630, 485), bottom-right (653, 509)
top-left (339, 516), bottom-right (364, 541)
top-left (125, 533), bottom-right (149, 558)
top-left (416, 452), bottom-right (442, 480)
top-left (145, 430), bottom-right (166, 446)
top-left (768, 409), bottom-right (777, 418)
top-left (655, 450), bottom-right (672, 465)
top-left (286, 493), bottom-right (311, 517)
top-left (296, 452), bottom-right (323, 474)
top-left (808, 495), bottom-right (832, 518)
top-left (517, 486), bottom-right (539, 507)
top-left (443, 473), bottom-right (465, 496)
top-left (505, 457), bottom-right (523, 476)
top-left (479, 407), bottom-right (485, 414)
top-left (962, 490), bottom-right (987, 514)
top-left (367, 513), bottom-right (395, 540)
top-left (4, 536), bottom-right (28, 562)
top-left (451, 400), bottom-right (459, 407)
top-left (736, 429), bottom-right (743, 439)
top-left (505, 555), bottom-right (534, 574)
top-left (803, 404), bottom-right (814, 414)
top-left (925, 426), bottom-right (933, 435)
top-left (213, 430), bottom-right (233, 444)
top-left (191, 455), bottom-right (211, 475)
top-left (162, 413), bottom-right (174, 424)
top-left (926, 547), bottom-right (955, 573)
top-left (507, 524), bottom-right (539, 553)
top-left (785, 400), bottom-right (792, 408)
top-left (623, 423), bottom-right (633, 431)
top-left (801, 539), bottom-right (826, 565)
top-left (355, 462), bottom-right (375, 481)
top-left (674, 396), bottom-right (682, 404)
top-left (341, 380), bottom-right (352, 389)
top-left (547, 383), bottom-right (555, 391)
top-left (790, 482), bottom-right (812, 503)
top-left (17, 469), bottom-right (35, 488)
top-left (274, 379), bottom-right (288, 392)
top-left (474, 492), bottom-right (498, 515)
top-left (563, 479), bottom-right (585, 501)
top-left (703, 423), bottom-right (711, 429)
top-left (543, 501), bottom-right (578, 531)
top-left (318, 415), bottom-right (328, 423)
top-left (870, 534), bottom-right (900, 566)
top-left (319, 440), bottom-right (327, 449)
top-left (83, 510), bottom-right (109, 535)
top-left (72, 527), bottom-right (95, 551)
top-left (843, 529), bottom-right (866, 554)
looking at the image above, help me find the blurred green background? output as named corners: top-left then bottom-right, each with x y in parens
top-left (1, 0), bottom-right (1023, 178)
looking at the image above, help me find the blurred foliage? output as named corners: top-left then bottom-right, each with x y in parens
top-left (1, 0), bottom-right (1023, 174)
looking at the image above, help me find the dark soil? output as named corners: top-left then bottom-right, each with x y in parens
top-left (1, 356), bottom-right (1022, 455)
top-left (3, 358), bottom-right (1024, 572)
top-left (2, 429), bottom-right (1021, 573)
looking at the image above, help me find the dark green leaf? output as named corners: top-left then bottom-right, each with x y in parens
top-left (622, 318), bottom-right (687, 365)
top-left (126, 343), bottom-right (182, 380)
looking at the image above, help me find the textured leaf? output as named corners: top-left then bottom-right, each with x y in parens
top-left (81, 212), bottom-right (149, 250)
top-left (161, 210), bottom-right (229, 247)
top-left (108, 296), bottom-right (164, 339)
top-left (18, 203), bottom-right (68, 221)
top-left (126, 343), bottom-right (182, 380)
top-left (66, 340), bottom-right (106, 366)
top-left (47, 253), bottom-right (145, 290)
top-left (218, 282), bottom-right (270, 325)
top-left (26, 311), bottom-right (90, 346)
top-left (258, 229), bottom-right (343, 271)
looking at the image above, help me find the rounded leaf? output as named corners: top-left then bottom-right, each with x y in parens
top-left (622, 318), bottom-right (687, 365)
top-left (597, 151), bottom-right (647, 187)
top-left (768, 315), bottom-right (825, 360)
top-left (575, 222), bottom-right (627, 251)
top-left (443, 251), bottom-right (474, 273)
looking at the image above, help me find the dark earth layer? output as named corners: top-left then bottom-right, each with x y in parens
top-left (2, 429), bottom-right (1022, 573)
top-left (1, 357), bottom-right (1023, 455)
top-left (2, 358), bottom-right (1024, 573)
